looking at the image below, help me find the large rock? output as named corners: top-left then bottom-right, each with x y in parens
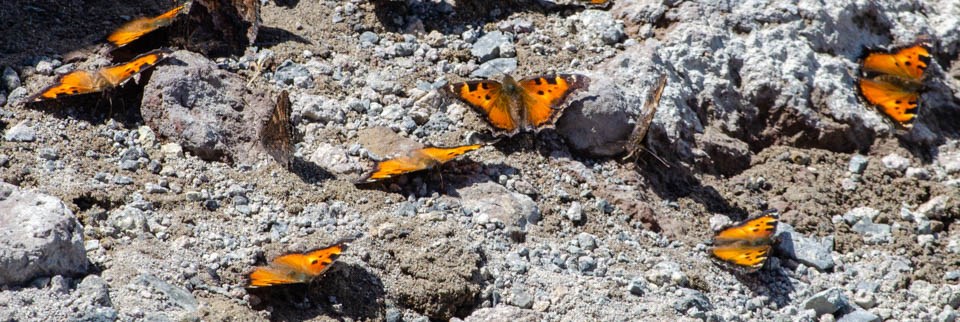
top-left (140, 50), bottom-right (275, 164)
top-left (555, 74), bottom-right (635, 157)
top-left (0, 182), bottom-right (87, 286)
top-left (459, 182), bottom-right (541, 229)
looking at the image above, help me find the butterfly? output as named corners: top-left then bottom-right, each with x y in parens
top-left (444, 74), bottom-right (590, 136)
top-left (262, 90), bottom-right (297, 168)
top-left (580, 0), bottom-right (612, 8)
top-left (858, 42), bottom-right (931, 128)
top-left (30, 49), bottom-right (172, 102)
top-left (708, 211), bottom-right (779, 273)
top-left (623, 74), bottom-right (667, 161)
top-left (247, 242), bottom-right (346, 288)
top-left (358, 144), bottom-right (483, 183)
top-left (107, 4), bottom-right (188, 48)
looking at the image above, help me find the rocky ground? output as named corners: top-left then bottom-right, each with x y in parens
top-left (2, 0), bottom-right (960, 321)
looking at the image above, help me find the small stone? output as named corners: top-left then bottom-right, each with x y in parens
top-left (848, 155), bottom-right (868, 174)
top-left (577, 233), bottom-right (597, 251)
top-left (843, 207), bottom-right (879, 226)
top-left (881, 154), bottom-right (910, 172)
top-left (160, 143), bottom-right (184, 159)
top-left (471, 58), bottom-right (518, 78)
top-left (274, 60), bottom-right (313, 88)
top-left (905, 167), bottom-right (930, 180)
top-left (510, 290), bottom-right (533, 309)
top-left (4, 120), bottom-right (37, 142)
top-left (38, 147), bottom-right (58, 160)
top-left (673, 288), bottom-right (712, 316)
top-left (916, 195), bottom-right (952, 220)
top-left (776, 224), bottom-right (835, 271)
top-left (841, 178), bottom-right (858, 191)
top-left (577, 256), bottom-right (596, 272)
top-left (506, 252), bottom-right (528, 273)
top-left (113, 176), bottom-right (134, 185)
top-left (850, 220), bottom-right (891, 244)
top-left (566, 202), bottom-right (583, 223)
top-left (837, 309), bottom-right (880, 322)
top-left (645, 261), bottom-right (687, 287)
top-left (945, 270), bottom-right (960, 281)
top-left (120, 160), bottom-right (140, 171)
top-left (359, 31), bottom-right (379, 44)
top-left (471, 31), bottom-right (512, 63)
top-left (145, 183), bottom-right (168, 194)
top-left (2, 66), bottom-right (21, 91)
top-left (802, 288), bottom-right (848, 316)
top-left (628, 278), bottom-right (645, 296)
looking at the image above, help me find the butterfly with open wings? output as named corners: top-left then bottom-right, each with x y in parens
top-left (858, 41), bottom-right (932, 128)
top-left (358, 144), bottom-right (483, 183)
top-left (29, 48), bottom-right (172, 102)
top-left (247, 242), bottom-right (346, 288)
top-left (708, 211), bottom-right (779, 273)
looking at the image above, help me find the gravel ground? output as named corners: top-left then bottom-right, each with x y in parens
top-left (1, 0), bottom-right (960, 321)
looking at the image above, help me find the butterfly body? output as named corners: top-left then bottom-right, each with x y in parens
top-left (30, 49), bottom-right (171, 102)
top-left (262, 90), bottom-right (297, 168)
top-left (247, 243), bottom-right (345, 288)
top-left (445, 74), bottom-right (589, 136)
top-left (858, 42), bottom-right (931, 127)
top-left (709, 211), bottom-right (779, 273)
top-left (358, 144), bottom-right (482, 183)
top-left (624, 74), bottom-right (667, 161)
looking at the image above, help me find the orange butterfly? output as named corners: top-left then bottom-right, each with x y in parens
top-left (358, 144), bottom-right (483, 183)
top-left (262, 90), bottom-right (298, 168)
top-left (858, 42), bottom-right (931, 128)
top-left (709, 211), bottom-right (779, 273)
top-left (581, 0), bottom-right (612, 8)
top-left (30, 49), bottom-right (171, 102)
top-left (247, 242), bottom-right (346, 288)
top-left (108, 4), bottom-right (188, 48)
top-left (623, 74), bottom-right (666, 161)
top-left (444, 74), bottom-right (590, 136)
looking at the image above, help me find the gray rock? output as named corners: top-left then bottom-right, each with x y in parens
top-left (510, 290), bottom-right (533, 309)
top-left (505, 252), bottom-right (528, 273)
top-left (460, 182), bottom-right (540, 228)
top-left (109, 206), bottom-right (148, 236)
top-left (673, 288), bottom-right (712, 316)
top-left (802, 288), bottom-right (848, 316)
top-left (848, 155), bottom-right (868, 174)
top-left (577, 256), bottom-right (596, 272)
top-left (134, 274), bottom-right (199, 312)
top-left (274, 60), bottom-right (314, 88)
top-left (38, 147), bottom-right (58, 160)
top-left (881, 154), bottom-right (910, 172)
top-left (77, 275), bottom-right (112, 307)
top-left (6, 87), bottom-right (28, 106)
top-left (838, 310), bottom-right (880, 322)
top-left (628, 278), bottom-right (646, 296)
top-left (463, 306), bottom-right (540, 322)
top-left (577, 233), bottom-right (597, 251)
top-left (112, 176), bottom-right (133, 185)
top-left (0, 182), bottom-right (87, 286)
top-left (645, 261), bottom-right (687, 287)
top-left (850, 220), bottom-right (892, 245)
top-left (2, 66), bottom-right (20, 91)
top-left (359, 31), bottom-right (379, 45)
top-left (843, 207), bottom-right (879, 226)
top-left (565, 201), bottom-right (584, 223)
top-left (141, 50), bottom-right (275, 163)
top-left (471, 31), bottom-right (512, 63)
top-left (300, 94), bottom-right (346, 124)
top-left (776, 223), bottom-right (835, 271)
top-left (4, 120), bottom-right (37, 142)
top-left (905, 167), bottom-right (930, 180)
top-left (916, 195), bottom-right (954, 221)
top-left (470, 58), bottom-right (518, 78)
top-left (555, 74), bottom-right (631, 157)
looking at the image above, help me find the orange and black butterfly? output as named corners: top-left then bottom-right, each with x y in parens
top-left (858, 42), bottom-right (931, 128)
top-left (708, 211), bottom-right (779, 273)
top-left (444, 74), bottom-right (589, 136)
top-left (358, 144), bottom-right (483, 183)
top-left (247, 242), bottom-right (346, 288)
top-left (29, 49), bottom-right (171, 102)
top-left (108, 3), bottom-right (188, 48)
top-left (623, 74), bottom-right (667, 161)
top-left (580, 0), bottom-right (612, 8)
top-left (262, 90), bottom-right (297, 168)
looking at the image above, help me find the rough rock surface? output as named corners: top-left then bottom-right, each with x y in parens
top-left (0, 182), bottom-right (87, 286)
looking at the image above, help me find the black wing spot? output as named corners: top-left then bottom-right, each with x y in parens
top-left (895, 100), bottom-right (902, 104)
top-left (467, 83), bottom-right (479, 91)
top-left (537, 90), bottom-right (544, 95)
top-left (545, 77), bottom-right (558, 85)
top-left (905, 61), bottom-right (912, 66)
top-left (485, 95), bottom-right (491, 100)
top-left (533, 79), bottom-right (542, 85)
top-left (311, 259), bottom-right (319, 265)
top-left (480, 83), bottom-right (489, 90)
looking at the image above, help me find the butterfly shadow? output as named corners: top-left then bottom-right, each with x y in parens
top-left (22, 88), bottom-right (149, 128)
top-left (289, 157), bottom-right (335, 184)
top-left (729, 261), bottom-right (796, 307)
top-left (255, 26), bottom-right (313, 48)
top-left (634, 151), bottom-right (747, 215)
top-left (249, 263), bottom-right (386, 321)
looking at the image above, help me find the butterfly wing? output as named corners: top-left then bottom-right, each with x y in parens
top-left (858, 77), bottom-right (919, 126)
top-left (247, 243), bottom-right (345, 288)
top-left (713, 214), bottom-right (779, 244)
top-left (517, 74), bottom-right (590, 130)
top-left (445, 80), bottom-right (519, 134)
top-left (710, 244), bottom-right (772, 273)
top-left (108, 4), bottom-right (186, 47)
top-left (624, 74), bottom-right (666, 160)
top-left (862, 44), bottom-right (930, 81)
top-left (419, 144), bottom-right (483, 164)
top-left (98, 49), bottom-right (171, 86)
top-left (30, 70), bottom-right (104, 101)
top-left (262, 90), bottom-right (296, 168)
top-left (358, 152), bottom-right (434, 183)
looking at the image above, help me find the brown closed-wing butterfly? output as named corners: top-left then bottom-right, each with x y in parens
top-left (709, 210), bottom-right (779, 273)
top-left (623, 74), bottom-right (667, 161)
top-left (247, 242), bottom-right (346, 288)
top-left (858, 41), bottom-right (931, 128)
top-left (30, 48), bottom-right (172, 102)
top-left (444, 74), bottom-right (590, 136)
top-left (262, 90), bottom-right (297, 168)
top-left (358, 144), bottom-right (483, 183)
top-left (108, 3), bottom-right (188, 48)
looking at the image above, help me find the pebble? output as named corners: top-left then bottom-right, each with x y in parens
top-left (776, 224), bottom-right (835, 271)
top-left (566, 202), bottom-right (584, 223)
top-left (274, 60), bottom-right (314, 88)
top-left (2, 66), bottom-right (20, 91)
top-left (646, 261), bottom-right (687, 287)
top-left (577, 233), bottom-right (597, 251)
top-left (38, 147), bottom-right (58, 160)
top-left (850, 220), bottom-right (892, 244)
top-left (848, 155), bottom-right (868, 173)
top-left (881, 154), bottom-right (910, 172)
top-left (837, 309), bottom-right (879, 322)
top-left (359, 31), bottom-right (379, 45)
top-left (628, 278), bottom-right (646, 296)
top-left (471, 58), bottom-right (517, 78)
top-left (577, 256), bottom-right (596, 272)
top-left (843, 207), bottom-right (879, 225)
top-left (145, 183), bottom-right (168, 194)
top-left (4, 120), bottom-right (37, 142)
top-left (802, 288), bottom-right (848, 316)
top-left (673, 288), bottom-right (712, 317)
top-left (471, 31), bottom-right (512, 63)
top-left (113, 176), bottom-right (134, 185)
top-left (511, 290), bottom-right (533, 309)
